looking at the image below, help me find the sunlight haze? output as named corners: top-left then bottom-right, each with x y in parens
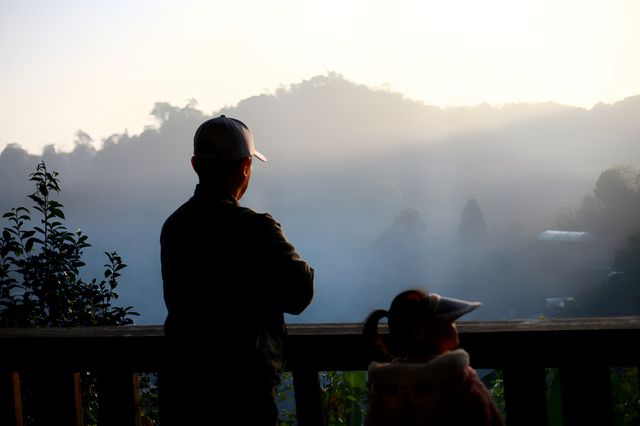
top-left (1, 0), bottom-right (639, 154)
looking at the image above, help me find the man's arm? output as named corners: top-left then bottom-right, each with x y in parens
top-left (254, 213), bottom-right (314, 315)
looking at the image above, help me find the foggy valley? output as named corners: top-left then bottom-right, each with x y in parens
top-left (1, 73), bottom-right (639, 324)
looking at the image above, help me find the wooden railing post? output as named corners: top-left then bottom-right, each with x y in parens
top-left (96, 370), bottom-right (141, 426)
top-left (292, 367), bottom-right (325, 426)
top-left (29, 369), bottom-right (81, 426)
top-left (0, 371), bottom-right (23, 426)
top-left (560, 364), bottom-right (613, 426)
top-left (72, 373), bottom-right (84, 426)
top-left (503, 366), bottom-right (547, 426)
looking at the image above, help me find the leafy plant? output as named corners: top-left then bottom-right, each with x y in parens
top-left (277, 372), bottom-right (297, 425)
top-left (277, 371), bottom-right (367, 425)
top-left (320, 371), bottom-right (367, 425)
top-left (487, 369), bottom-right (506, 418)
top-left (140, 372), bottom-right (160, 425)
top-left (612, 367), bottom-right (640, 425)
top-left (0, 161), bottom-right (137, 327)
top-left (0, 161), bottom-right (139, 425)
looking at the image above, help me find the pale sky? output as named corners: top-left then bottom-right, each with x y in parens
top-left (1, 0), bottom-right (639, 154)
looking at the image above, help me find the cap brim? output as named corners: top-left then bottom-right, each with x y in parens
top-left (434, 296), bottom-right (481, 322)
top-left (253, 149), bottom-right (267, 162)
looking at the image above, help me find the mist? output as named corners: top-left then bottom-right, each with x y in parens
top-left (1, 73), bottom-right (639, 324)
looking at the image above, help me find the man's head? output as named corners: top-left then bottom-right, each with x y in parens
top-left (193, 115), bottom-right (267, 162)
top-left (191, 115), bottom-right (267, 199)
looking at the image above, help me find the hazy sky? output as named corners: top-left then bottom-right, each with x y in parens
top-left (1, 0), bottom-right (639, 154)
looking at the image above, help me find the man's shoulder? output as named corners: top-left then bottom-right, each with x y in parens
top-left (161, 197), bottom-right (278, 230)
top-left (238, 208), bottom-right (280, 229)
top-left (238, 206), bottom-right (274, 219)
top-left (162, 198), bottom-right (195, 228)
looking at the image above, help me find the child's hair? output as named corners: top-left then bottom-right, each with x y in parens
top-left (363, 289), bottom-right (458, 361)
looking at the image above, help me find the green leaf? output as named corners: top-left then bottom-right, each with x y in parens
top-left (21, 230), bottom-right (36, 239)
top-left (343, 371), bottom-right (367, 388)
top-left (25, 237), bottom-right (42, 252)
top-left (38, 183), bottom-right (48, 197)
top-left (50, 209), bottom-right (65, 219)
top-left (28, 194), bottom-right (43, 204)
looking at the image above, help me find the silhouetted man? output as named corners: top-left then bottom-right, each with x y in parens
top-left (160, 115), bottom-right (314, 425)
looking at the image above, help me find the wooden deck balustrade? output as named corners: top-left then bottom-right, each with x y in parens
top-left (1, 317), bottom-right (639, 426)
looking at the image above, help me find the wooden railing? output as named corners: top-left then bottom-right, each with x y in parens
top-left (1, 317), bottom-right (639, 426)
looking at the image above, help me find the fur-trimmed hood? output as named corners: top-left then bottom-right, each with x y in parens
top-left (368, 349), bottom-right (469, 386)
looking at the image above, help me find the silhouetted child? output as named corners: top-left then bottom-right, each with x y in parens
top-left (363, 289), bottom-right (504, 426)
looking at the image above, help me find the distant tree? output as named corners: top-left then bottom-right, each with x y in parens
top-left (458, 198), bottom-right (488, 246)
top-left (150, 100), bottom-right (203, 126)
top-left (594, 166), bottom-right (638, 207)
top-left (374, 208), bottom-right (427, 250)
top-left (372, 208), bottom-right (429, 288)
top-left (595, 167), bottom-right (640, 241)
top-left (574, 194), bottom-right (603, 231)
top-left (575, 232), bottom-right (640, 317)
top-left (614, 233), bottom-right (640, 279)
top-left (558, 166), bottom-right (640, 245)
top-left (447, 199), bottom-right (494, 304)
top-left (610, 233), bottom-right (640, 315)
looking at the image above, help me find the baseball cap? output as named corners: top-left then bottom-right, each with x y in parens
top-left (428, 293), bottom-right (481, 322)
top-left (193, 115), bottom-right (267, 162)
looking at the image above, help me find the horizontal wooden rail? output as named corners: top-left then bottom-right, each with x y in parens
top-left (0, 317), bottom-right (639, 425)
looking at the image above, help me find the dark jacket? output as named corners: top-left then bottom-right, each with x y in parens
top-left (161, 184), bottom-right (314, 386)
